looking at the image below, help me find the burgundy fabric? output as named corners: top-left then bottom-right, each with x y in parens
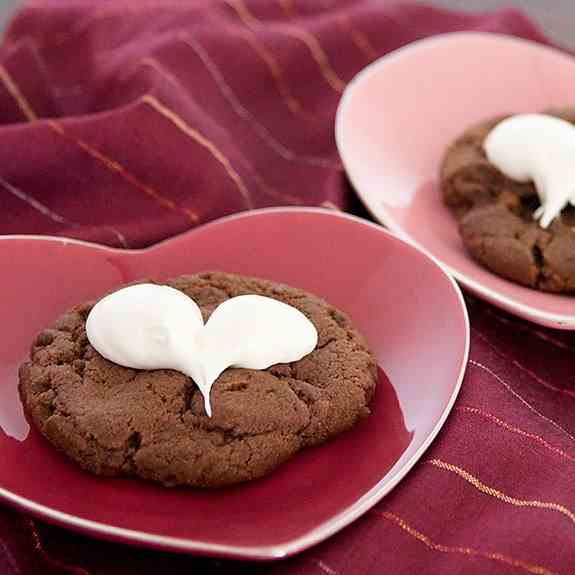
top-left (1, 1), bottom-right (574, 574)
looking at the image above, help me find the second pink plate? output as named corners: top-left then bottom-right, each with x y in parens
top-left (0, 208), bottom-right (468, 559)
top-left (336, 32), bottom-right (575, 329)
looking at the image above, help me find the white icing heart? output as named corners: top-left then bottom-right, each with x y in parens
top-left (484, 113), bottom-right (575, 229)
top-left (86, 284), bottom-right (318, 416)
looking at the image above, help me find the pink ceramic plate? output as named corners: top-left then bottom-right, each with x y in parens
top-left (336, 32), bottom-right (575, 329)
top-left (0, 208), bottom-right (468, 559)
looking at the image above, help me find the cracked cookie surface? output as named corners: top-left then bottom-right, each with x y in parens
top-left (19, 272), bottom-right (377, 487)
top-left (440, 109), bottom-right (575, 292)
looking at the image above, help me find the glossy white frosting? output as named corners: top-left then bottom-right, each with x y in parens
top-left (484, 113), bottom-right (575, 229)
top-left (86, 284), bottom-right (318, 416)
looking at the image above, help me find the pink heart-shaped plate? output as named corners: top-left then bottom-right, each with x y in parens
top-left (0, 208), bottom-right (468, 559)
top-left (336, 32), bottom-right (575, 329)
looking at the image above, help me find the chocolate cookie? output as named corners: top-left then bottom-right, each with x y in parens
top-left (19, 272), bottom-right (377, 488)
top-left (440, 109), bottom-right (575, 292)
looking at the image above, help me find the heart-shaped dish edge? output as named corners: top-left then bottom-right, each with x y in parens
top-left (335, 32), bottom-right (575, 330)
top-left (0, 207), bottom-right (469, 559)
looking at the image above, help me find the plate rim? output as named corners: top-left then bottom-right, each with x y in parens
top-left (335, 31), bottom-right (575, 330)
top-left (0, 207), bottom-right (470, 559)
